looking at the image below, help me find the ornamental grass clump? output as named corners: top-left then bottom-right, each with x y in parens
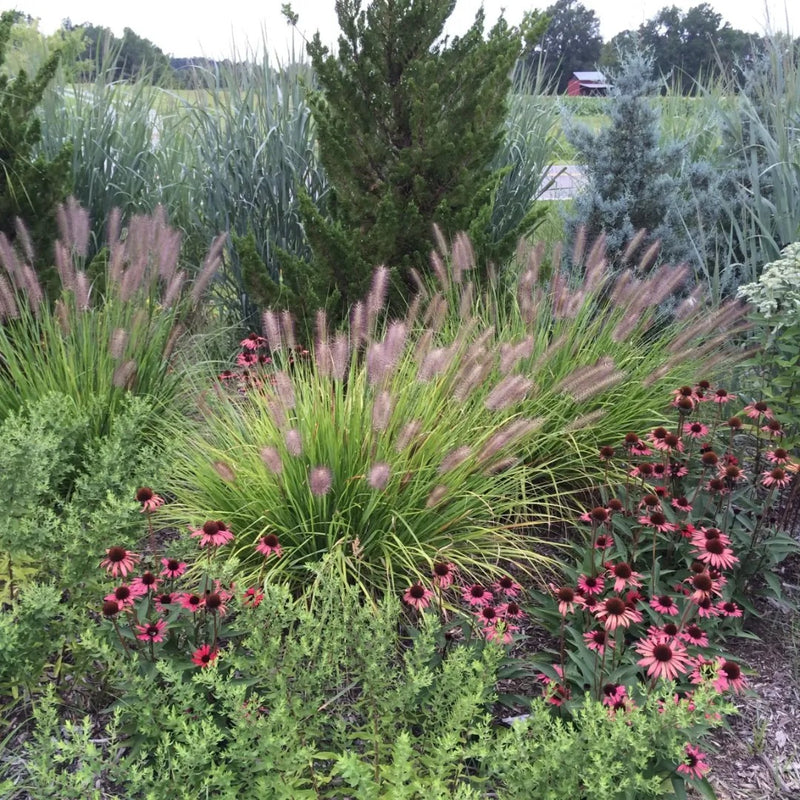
top-left (0, 200), bottom-right (225, 435)
top-left (170, 231), bottom-right (749, 598)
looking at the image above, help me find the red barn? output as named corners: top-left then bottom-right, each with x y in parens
top-left (567, 71), bottom-right (610, 96)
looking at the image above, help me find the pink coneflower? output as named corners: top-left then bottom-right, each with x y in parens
top-left (190, 520), bottom-right (234, 547)
top-left (218, 369), bottom-right (237, 381)
top-left (475, 605), bottom-right (500, 627)
top-left (154, 592), bottom-right (175, 613)
top-left (650, 595), bottom-right (680, 616)
top-left (594, 534), bottom-right (613, 551)
top-left (679, 623), bottom-right (708, 647)
top-left (607, 562), bottom-right (642, 593)
top-left (432, 562), bottom-right (457, 589)
top-left (255, 533), bottom-right (282, 558)
top-left (743, 400), bottom-right (772, 419)
top-left (671, 496), bottom-right (693, 512)
top-left (485, 622), bottom-right (517, 645)
top-left (677, 744), bottom-right (709, 780)
top-left (242, 586), bottom-right (264, 608)
top-left (100, 547), bottom-right (140, 578)
top-left (762, 467), bottom-right (792, 489)
top-left (636, 636), bottom-right (692, 681)
top-left (462, 584), bottom-right (493, 607)
top-left (104, 583), bottom-right (143, 608)
top-left (161, 557), bottom-right (188, 579)
top-left (766, 447), bottom-right (791, 464)
top-left (716, 599), bottom-right (742, 618)
top-left (648, 622), bottom-right (679, 641)
top-left (762, 418), bottom-right (785, 437)
top-left (577, 574), bottom-right (605, 596)
top-left (131, 571), bottom-right (159, 594)
top-left (102, 600), bottom-right (120, 617)
top-left (584, 629), bottom-right (612, 654)
top-left (240, 333), bottom-right (265, 350)
top-left (493, 575), bottom-right (522, 597)
top-left (715, 660), bottom-right (746, 693)
top-left (713, 388), bottom-right (730, 404)
top-left (191, 644), bottom-right (219, 668)
top-left (646, 426), bottom-right (669, 449)
top-left (236, 351), bottom-right (258, 367)
top-left (599, 445), bottom-right (615, 461)
top-left (692, 538), bottom-right (738, 570)
top-left (669, 461), bottom-right (689, 478)
top-left (705, 477), bottom-right (728, 495)
top-left (637, 511), bottom-right (676, 534)
top-left (136, 487), bottom-right (165, 513)
top-left (684, 421), bottom-right (709, 439)
top-left (135, 619), bottom-right (167, 643)
top-left (497, 601), bottom-right (525, 621)
top-left (403, 583), bottom-right (434, 610)
top-left (686, 572), bottom-right (716, 603)
top-left (552, 585), bottom-right (581, 616)
top-left (538, 665), bottom-right (569, 706)
top-left (595, 596), bottom-right (642, 631)
top-left (584, 506), bottom-right (609, 524)
top-left (629, 463), bottom-right (655, 479)
top-left (601, 683), bottom-right (627, 706)
top-left (607, 498), bottom-right (624, 513)
top-left (178, 592), bottom-right (205, 612)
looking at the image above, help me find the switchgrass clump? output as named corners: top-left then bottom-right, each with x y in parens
top-left (0, 200), bottom-right (224, 435)
top-left (168, 230), bottom-right (747, 598)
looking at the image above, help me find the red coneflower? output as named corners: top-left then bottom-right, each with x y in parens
top-left (594, 534), bottom-right (614, 551)
top-left (160, 557), bottom-right (188, 579)
top-left (601, 683), bottom-right (626, 706)
top-left (648, 621), bottom-right (679, 640)
top-left (131, 571), bottom-right (159, 595)
top-left (685, 421), bottom-right (709, 439)
top-left (714, 660), bottom-right (746, 693)
top-left (136, 487), bottom-right (165, 513)
top-left (255, 533), bottom-right (282, 558)
top-left (637, 511), bottom-right (675, 534)
top-left (432, 561), bottom-right (457, 589)
top-left (743, 400), bottom-right (772, 419)
top-left (190, 520), bottom-right (234, 547)
top-left (104, 583), bottom-right (143, 608)
top-left (240, 333), bottom-right (266, 350)
top-left (716, 599), bottom-right (742, 618)
top-left (650, 595), bottom-right (680, 616)
top-left (191, 643), bottom-right (219, 668)
top-left (497, 601), bottom-right (525, 621)
top-left (100, 547), bottom-right (140, 578)
top-left (552, 585), bottom-right (580, 616)
top-left (636, 636), bottom-right (692, 681)
top-left (713, 388), bottom-right (730, 404)
top-left (671, 496), bottom-right (693, 512)
top-left (403, 583), bottom-right (434, 610)
top-left (154, 592), bottom-right (175, 613)
top-left (475, 605), bottom-right (500, 627)
top-left (766, 448), bottom-right (791, 464)
top-left (595, 596), bottom-right (642, 631)
top-left (598, 445), bottom-right (615, 461)
top-left (236, 351), bottom-right (258, 367)
top-left (762, 418), bottom-right (785, 437)
top-left (462, 584), bottom-right (493, 607)
top-left (135, 619), bottom-right (167, 643)
top-left (677, 744), bottom-right (709, 780)
top-left (178, 592), bottom-right (205, 612)
top-left (647, 427), bottom-right (669, 449)
top-left (692, 537), bottom-right (738, 570)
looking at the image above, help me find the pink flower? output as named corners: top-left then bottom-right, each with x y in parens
top-left (684, 421), bottom-right (709, 439)
top-left (762, 467), bottom-right (792, 489)
top-left (189, 520), bottom-right (234, 547)
top-left (135, 619), bottom-right (167, 643)
top-left (677, 744), bottom-right (709, 780)
top-left (606, 562), bottom-right (642, 593)
top-left (650, 595), bottom-right (680, 616)
top-left (577, 574), bottom-right (604, 596)
top-left (403, 583), bottom-right (434, 610)
top-left (240, 333), bottom-right (266, 350)
top-left (100, 547), bottom-right (140, 578)
top-left (551, 584), bottom-right (581, 616)
top-left (678, 623), bottom-right (708, 648)
top-left (475, 604), bottom-right (501, 628)
top-left (595, 596), bottom-right (642, 631)
top-left (497, 601), bottom-right (525, 621)
top-left (154, 592), bottom-right (176, 613)
top-left (716, 599), bottom-right (742, 618)
top-left (766, 448), bottom-right (791, 464)
top-left (462, 584), bottom-right (493, 607)
top-left (692, 538), bottom-right (738, 570)
top-left (191, 643), bottom-right (219, 668)
top-left (104, 583), bottom-right (145, 608)
top-left (178, 592), bottom-right (205, 612)
top-left (136, 487), bottom-right (165, 513)
top-left (636, 636), bottom-right (693, 681)
top-left (648, 622), bottom-right (679, 641)
top-left (743, 400), bottom-right (772, 419)
top-left (601, 683), bottom-right (627, 706)
top-left (242, 586), bottom-right (264, 608)
top-left (712, 388), bottom-right (731, 404)
top-left (130, 571), bottom-right (159, 594)
top-left (714, 660), bottom-right (747, 693)
top-left (432, 562), bottom-right (457, 589)
top-left (671, 496), bottom-right (693, 512)
top-left (484, 622), bottom-right (518, 644)
top-left (492, 575), bottom-right (522, 597)
top-left (583, 629), bottom-right (611, 655)
top-left (236, 351), bottom-right (258, 367)
top-left (538, 665), bottom-right (569, 706)
top-left (255, 533), bottom-right (282, 558)
top-left (594, 534), bottom-right (614, 551)
top-left (161, 557), bottom-right (188, 579)
top-left (637, 511), bottom-right (676, 533)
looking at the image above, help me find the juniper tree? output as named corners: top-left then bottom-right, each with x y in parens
top-left (274, 1), bottom-right (546, 323)
top-left (0, 11), bottom-right (71, 268)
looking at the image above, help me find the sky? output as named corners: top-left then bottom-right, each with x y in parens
top-left (8, 0), bottom-right (798, 60)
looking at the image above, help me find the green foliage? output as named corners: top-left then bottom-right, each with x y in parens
top-left (290, 0), bottom-right (543, 322)
top-left (0, 10), bottom-right (71, 272)
top-left (488, 690), bottom-right (725, 799)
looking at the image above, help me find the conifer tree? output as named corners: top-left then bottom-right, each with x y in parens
top-left (0, 11), bottom-right (71, 266)
top-left (276, 1), bottom-right (545, 322)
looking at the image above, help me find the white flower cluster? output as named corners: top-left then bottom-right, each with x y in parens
top-left (737, 242), bottom-right (800, 320)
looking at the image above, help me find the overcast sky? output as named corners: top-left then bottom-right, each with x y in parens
top-left (9, 0), bottom-right (798, 60)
